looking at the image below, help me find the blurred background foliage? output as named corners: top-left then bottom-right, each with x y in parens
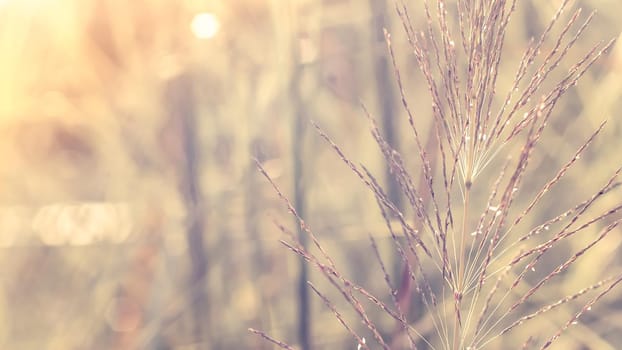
top-left (0, 0), bottom-right (621, 349)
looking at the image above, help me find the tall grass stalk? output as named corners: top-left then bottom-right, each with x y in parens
top-left (253, 0), bottom-right (621, 348)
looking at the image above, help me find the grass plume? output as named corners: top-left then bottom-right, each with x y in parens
top-left (253, 0), bottom-right (621, 348)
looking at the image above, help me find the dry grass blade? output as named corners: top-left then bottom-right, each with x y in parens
top-left (368, 235), bottom-right (420, 349)
top-left (362, 167), bottom-right (442, 322)
top-left (475, 221), bottom-right (621, 346)
top-left (311, 122), bottom-right (434, 259)
top-left (540, 274), bottom-right (622, 349)
top-left (254, 158), bottom-right (337, 269)
top-left (307, 283), bottom-right (371, 350)
top-left (500, 275), bottom-right (619, 336)
top-left (509, 121), bottom-right (606, 230)
top-left (249, 328), bottom-right (296, 350)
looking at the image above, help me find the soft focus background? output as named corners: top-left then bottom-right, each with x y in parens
top-left (1, 0), bottom-right (622, 349)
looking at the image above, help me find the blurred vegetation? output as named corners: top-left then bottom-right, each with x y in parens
top-left (0, 0), bottom-right (621, 349)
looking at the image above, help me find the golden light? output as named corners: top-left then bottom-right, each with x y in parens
top-left (32, 202), bottom-right (134, 246)
top-left (191, 12), bottom-right (220, 39)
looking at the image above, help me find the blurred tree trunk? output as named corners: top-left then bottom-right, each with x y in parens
top-left (246, 70), bottom-right (272, 350)
top-left (166, 73), bottom-right (209, 346)
top-left (368, 0), bottom-right (406, 291)
top-left (291, 30), bottom-right (311, 350)
top-left (368, 1), bottom-right (426, 348)
top-left (523, 1), bottom-right (543, 40)
top-left (369, 0), bottom-right (401, 213)
top-left (292, 64), bottom-right (311, 350)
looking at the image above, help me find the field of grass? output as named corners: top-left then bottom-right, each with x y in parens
top-left (0, 0), bottom-right (622, 349)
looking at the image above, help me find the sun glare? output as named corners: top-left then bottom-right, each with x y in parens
top-left (191, 12), bottom-right (220, 40)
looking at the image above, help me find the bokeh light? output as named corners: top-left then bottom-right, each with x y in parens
top-left (191, 12), bottom-right (220, 39)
